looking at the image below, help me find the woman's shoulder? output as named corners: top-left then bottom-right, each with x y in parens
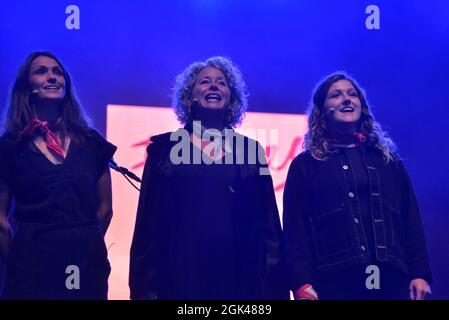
top-left (149, 131), bottom-right (173, 144)
top-left (147, 131), bottom-right (177, 151)
top-left (286, 150), bottom-right (318, 178)
top-left (80, 128), bottom-right (112, 146)
top-left (144, 131), bottom-right (181, 163)
top-left (292, 149), bottom-right (313, 164)
top-left (364, 144), bottom-right (402, 166)
top-left (0, 133), bottom-right (17, 166)
top-left (76, 128), bottom-right (116, 155)
top-left (0, 132), bottom-right (16, 149)
top-left (83, 128), bottom-right (105, 141)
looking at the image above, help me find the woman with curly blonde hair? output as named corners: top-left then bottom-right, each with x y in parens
top-left (283, 72), bottom-right (433, 300)
top-left (172, 56), bottom-right (248, 129)
top-left (304, 73), bottom-right (396, 162)
top-left (130, 56), bottom-right (287, 300)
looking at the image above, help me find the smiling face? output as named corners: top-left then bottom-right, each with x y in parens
top-left (191, 66), bottom-right (231, 110)
top-left (324, 79), bottom-right (362, 128)
top-left (29, 55), bottom-right (66, 101)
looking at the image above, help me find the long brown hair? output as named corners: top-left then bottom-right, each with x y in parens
top-left (1, 51), bottom-right (91, 140)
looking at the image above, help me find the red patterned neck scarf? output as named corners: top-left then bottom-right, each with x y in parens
top-left (20, 118), bottom-right (65, 158)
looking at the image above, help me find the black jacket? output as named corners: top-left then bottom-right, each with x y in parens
top-left (129, 129), bottom-right (288, 299)
top-left (283, 145), bottom-right (433, 291)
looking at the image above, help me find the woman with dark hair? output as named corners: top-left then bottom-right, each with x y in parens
top-left (0, 51), bottom-right (116, 299)
top-left (129, 56), bottom-right (287, 300)
top-left (283, 72), bottom-right (433, 300)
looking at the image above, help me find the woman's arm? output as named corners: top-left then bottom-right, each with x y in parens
top-left (129, 142), bottom-right (163, 300)
top-left (0, 191), bottom-right (11, 259)
top-left (96, 167), bottom-right (113, 236)
top-left (283, 155), bottom-right (317, 299)
top-left (397, 160), bottom-right (433, 299)
top-left (255, 143), bottom-right (288, 299)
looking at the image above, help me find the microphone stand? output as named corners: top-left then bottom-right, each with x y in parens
top-left (109, 159), bottom-right (141, 191)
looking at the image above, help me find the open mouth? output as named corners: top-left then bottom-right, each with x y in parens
top-left (339, 106), bottom-right (355, 113)
top-left (205, 93), bottom-right (221, 102)
top-left (43, 85), bottom-right (60, 91)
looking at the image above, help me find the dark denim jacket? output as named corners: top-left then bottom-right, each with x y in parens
top-left (283, 145), bottom-right (433, 290)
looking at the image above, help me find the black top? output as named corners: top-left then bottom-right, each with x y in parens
top-left (167, 142), bottom-right (238, 299)
top-left (0, 129), bottom-right (116, 299)
top-left (0, 129), bottom-right (117, 226)
top-left (130, 130), bottom-right (288, 300)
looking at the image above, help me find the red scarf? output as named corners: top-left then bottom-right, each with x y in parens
top-left (20, 118), bottom-right (66, 158)
top-left (353, 131), bottom-right (367, 143)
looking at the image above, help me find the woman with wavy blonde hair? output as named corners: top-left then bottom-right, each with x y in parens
top-left (130, 56), bottom-right (287, 300)
top-left (305, 72), bottom-right (396, 161)
top-left (172, 56), bottom-right (248, 129)
top-left (283, 72), bottom-right (433, 300)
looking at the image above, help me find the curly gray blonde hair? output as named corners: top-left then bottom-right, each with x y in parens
top-left (172, 56), bottom-right (248, 128)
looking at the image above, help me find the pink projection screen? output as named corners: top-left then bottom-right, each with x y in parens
top-left (105, 105), bottom-right (308, 299)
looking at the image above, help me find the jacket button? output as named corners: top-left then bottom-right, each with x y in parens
top-left (342, 165), bottom-right (349, 170)
top-left (348, 192), bottom-right (355, 198)
top-left (354, 218), bottom-right (359, 224)
top-left (361, 245), bottom-right (366, 251)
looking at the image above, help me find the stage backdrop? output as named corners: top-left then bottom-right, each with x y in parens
top-left (1, 0), bottom-right (447, 299)
top-left (106, 104), bottom-right (307, 299)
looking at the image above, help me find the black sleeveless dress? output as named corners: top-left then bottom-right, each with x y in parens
top-left (0, 129), bottom-right (116, 299)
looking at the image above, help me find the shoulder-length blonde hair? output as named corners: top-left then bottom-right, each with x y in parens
top-left (304, 72), bottom-right (397, 162)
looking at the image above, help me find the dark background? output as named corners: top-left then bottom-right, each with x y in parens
top-left (1, 0), bottom-right (448, 298)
